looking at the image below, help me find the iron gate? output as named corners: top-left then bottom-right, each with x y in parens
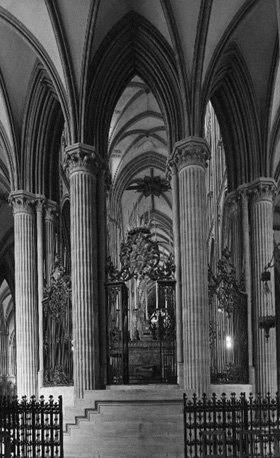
top-left (0, 395), bottom-right (63, 457)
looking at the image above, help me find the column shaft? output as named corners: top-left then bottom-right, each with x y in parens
top-left (36, 197), bottom-right (44, 388)
top-left (169, 161), bottom-right (183, 384)
top-left (238, 186), bottom-right (254, 384)
top-left (45, 201), bottom-right (58, 285)
top-left (173, 137), bottom-right (210, 395)
top-left (250, 179), bottom-right (277, 394)
top-left (66, 144), bottom-right (99, 398)
top-left (10, 192), bottom-right (38, 397)
top-left (97, 169), bottom-right (110, 388)
top-left (226, 192), bottom-right (242, 281)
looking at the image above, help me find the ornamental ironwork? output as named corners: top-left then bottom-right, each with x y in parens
top-left (184, 392), bottom-right (280, 458)
top-left (107, 282), bottom-right (129, 384)
top-left (106, 225), bottom-right (176, 385)
top-left (208, 247), bottom-right (242, 315)
top-left (120, 227), bottom-right (160, 280)
top-left (126, 173), bottom-right (170, 197)
top-left (0, 395), bottom-right (63, 457)
top-left (107, 226), bottom-right (175, 282)
top-left (208, 248), bottom-right (248, 384)
top-left (43, 255), bottom-right (73, 386)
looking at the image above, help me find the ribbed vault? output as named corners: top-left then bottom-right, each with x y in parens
top-left (85, 12), bottom-right (185, 157)
top-left (208, 44), bottom-right (261, 190)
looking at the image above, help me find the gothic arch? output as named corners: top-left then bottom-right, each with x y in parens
top-left (21, 62), bottom-right (64, 198)
top-left (110, 151), bottom-right (167, 220)
top-left (203, 43), bottom-right (261, 191)
top-left (84, 12), bottom-right (185, 158)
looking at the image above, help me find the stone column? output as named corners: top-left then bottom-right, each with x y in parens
top-left (238, 185), bottom-right (254, 385)
top-left (10, 191), bottom-right (38, 398)
top-left (36, 196), bottom-right (45, 388)
top-left (167, 159), bottom-right (183, 385)
top-left (65, 143), bottom-right (100, 398)
top-left (249, 178), bottom-right (277, 395)
top-left (225, 192), bottom-right (242, 281)
top-left (0, 326), bottom-right (7, 381)
top-left (45, 200), bottom-right (58, 285)
top-left (97, 166), bottom-right (110, 388)
top-left (172, 137), bottom-right (210, 395)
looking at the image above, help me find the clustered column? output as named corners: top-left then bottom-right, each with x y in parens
top-left (172, 137), bottom-right (211, 395)
top-left (10, 191), bottom-right (38, 398)
top-left (225, 192), bottom-right (242, 281)
top-left (65, 143), bottom-right (99, 398)
top-left (238, 185), bottom-right (254, 384)
top-left (45, 200), bottom-right (58, 285)
top-left (0, 325), bottom-right (7, 388)
top-left (167, 159), bottom-right (183, 384)
top-left (97, 167), bottom-right (111, 388)
top-left (36, 197), bottom-right (45, 388)
top-left (249, 178), bottom-right (277, 395)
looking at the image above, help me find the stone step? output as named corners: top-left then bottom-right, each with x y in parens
top-left (64, 387), bottom-right (184, 458)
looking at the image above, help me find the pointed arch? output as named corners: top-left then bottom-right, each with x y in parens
top-left (204, 43), bottom-right (261, 191)
top-left (111, 150), bottom-right (167, 220)
top-left (84, 12), bottom-right (184, 158)
top-left (21, 62), bottom-right (64, 198)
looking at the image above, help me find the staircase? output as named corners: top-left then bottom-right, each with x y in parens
top-left (64, 386), bottom-right (185, 458)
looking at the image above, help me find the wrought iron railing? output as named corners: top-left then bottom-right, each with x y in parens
top-left (184, 392), bottom-right (280, 458)
top-left (0, 395), bottom-right (63, 457)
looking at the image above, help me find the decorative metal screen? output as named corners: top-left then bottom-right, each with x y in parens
top-left (184, 392), bottom-right (280, 458)
top-left (106, 225), bottom-right (176, 385)
top-left (209, 249), bottom-right (248, 384)
top-left (43, 255), bottom-right (73, 386)
top-left (151, 280), bottom-right (176, 383)
top-left (0, 395), bottom-right (63, 458)
top-left (107, 282), bottom-right (129, 384)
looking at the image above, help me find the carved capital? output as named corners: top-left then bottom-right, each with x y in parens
top-left (247, 178), bottom-right (278, 205)
top-left (64, 143), bottom-right (100, 175)
top-left (171, 137), bottom-right (210, 172)
top-left (35, 195), bottom-right (45, 213)
top-left (9, 191), bottom-right (35, 215)
top-left (225, 191), bottom-right (240, 214)
top-left (45, 200), bottom-right (59, 223)
top-left (166, 157), bottom-right (177, 182)
top-left (103, 164), bottom-right (112, 194)
top-left (237, 184), bottom-right (249, 202)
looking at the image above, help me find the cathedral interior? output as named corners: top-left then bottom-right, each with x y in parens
top-left (0, 1), bottom-right (280, 457)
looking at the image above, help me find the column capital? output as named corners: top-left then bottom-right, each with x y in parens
top-left (171, 137), bottom-right (210, 172)
top-left (225, 190), bottom-right (240, 213)
top-left (166, 157), bottom-right (177, 182)
top-left (34, 195), bottom-right (45, 212)
top-left (45, 199), bottom-right (59, 222)
top-left (102, 164), bottom-right (112, 194)
top-left (9, 191), bottom-right (35, 215)
top-left (64, 143), bottom-right (101, 175)
top-left (237, 183), bottom-right (250, 201)
top-left (247, 178), bottom-right (278, 204)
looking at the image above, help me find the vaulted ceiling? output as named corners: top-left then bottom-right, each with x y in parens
top-left (0, 0), bottom-right (280, 281)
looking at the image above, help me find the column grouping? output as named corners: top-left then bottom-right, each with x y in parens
top-left (9, 191), bottom-right (61, 397)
